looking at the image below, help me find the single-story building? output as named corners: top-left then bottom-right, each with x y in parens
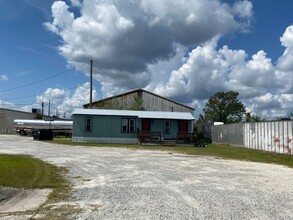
top-left (72, 108), bottom-right (195, 144)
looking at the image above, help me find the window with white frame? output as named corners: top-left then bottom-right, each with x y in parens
top-left (85, 117), bottom-right (93, 132)
top-left (164, 120), bottom-right (171, 134)
top-left (122, 118), bottom-right (128, 133)
top-left (129, 119), bottom-right (136, 132)
top-left (121, 118), bottom-right (136, 133)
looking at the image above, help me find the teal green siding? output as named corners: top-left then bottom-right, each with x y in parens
top-left (73, 115), bottom-right (140, 138)
top-left (150, 120), bottom-right (176, 139)
top-left (149, 120), bottom-right (192, 139)
top-left (73, 114), bottom-right (193, 140)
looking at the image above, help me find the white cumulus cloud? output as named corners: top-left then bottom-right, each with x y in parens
top-left (34, 83), bottom-right (97, 117)
top-left (45, 0), bottom-right (253, 97)
top-left (44, 1), bottom-right (293, 119)
top-left (277, 25), bottom-right (293, 72)
top-left (0, 75), bottom-right (8, 81)
top-left (70, 0), bottom-right (82, 8)
top-left (154, 25), bottom-right (293, 119)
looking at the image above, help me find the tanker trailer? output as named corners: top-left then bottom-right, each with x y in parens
top-left (14, 119), bottom-right (73, 137)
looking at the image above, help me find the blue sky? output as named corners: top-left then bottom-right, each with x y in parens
top-left (220, 0), bottom-right (292, 62)
top-left (0, 0), bottom-right (293, 119)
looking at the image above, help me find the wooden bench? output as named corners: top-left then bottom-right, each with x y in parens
top-left (138, 131), bottom-right (161, 144)
top-left (176, 132), bottom-right (198, 143)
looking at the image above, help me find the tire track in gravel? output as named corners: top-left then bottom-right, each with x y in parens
top-left (0, 135), bottom-right (293, 220)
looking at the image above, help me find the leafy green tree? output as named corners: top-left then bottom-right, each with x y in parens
top-left (245, 112), bottom-right (264, 122)
top-left (130, 96), bottom-right (144, 110)
top-left (34, 112), bottom-right (43, 119)
top-left (199, 91), bottom-right (246, 124)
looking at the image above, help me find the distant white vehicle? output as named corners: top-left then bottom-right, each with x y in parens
top-left (214, 122), bottom-right (224, 125)
top-left (14, 119), bottom-right (73, 137)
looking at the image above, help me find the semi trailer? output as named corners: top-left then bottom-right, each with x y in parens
top-left (14, 119), bottom-right (73, 137)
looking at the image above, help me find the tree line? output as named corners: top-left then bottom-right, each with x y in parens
top-left (197, 91), bottom-right (264, 124)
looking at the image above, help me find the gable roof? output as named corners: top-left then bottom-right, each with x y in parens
top-left (83, 88), bottom-right (195, 111)
top-left (73, 108), bottom-right (195, 120)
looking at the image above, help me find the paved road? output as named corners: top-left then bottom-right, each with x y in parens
top-left (0, 135), bottom-right (293, 219)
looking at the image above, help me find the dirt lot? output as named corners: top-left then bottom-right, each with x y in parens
top-left (0, 135), bottom-right (293, 219)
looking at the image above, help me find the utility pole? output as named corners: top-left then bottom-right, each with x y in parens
top-left (41, 102), bottom-right (44, 119)
top-left (90, 60), bottom-right (93, 109)
top-left (48, 100), bottom-right (51, 117)
top-left (56, 109), bottom-right (59, 118)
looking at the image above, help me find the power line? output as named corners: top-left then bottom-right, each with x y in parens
top-left (0, 83), bottom-right (91, 113)
top-left (0, 95), bottom-right (37, 101)
top-left (92, 64), bottom-right (109, 76)
top-left (0, 103), bottom-right (35, 106)
top-left (92, 64), bottom-right (125, 85)
top-left (0, 84), bottom-right (86, 102)
top-left (0, 63), bottom-right (86, 93)
top-left (92, 64), bottom-right (121, 82)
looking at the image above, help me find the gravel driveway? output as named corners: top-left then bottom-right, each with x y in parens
top-left (0, 135), bottom-right (293, 220)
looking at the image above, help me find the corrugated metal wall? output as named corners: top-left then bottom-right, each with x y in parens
top-left (244, 121), bottom-right (293, 155)
top-left (142, 92), bottom-right (194, 114)
top-left (91, 91), bottom-right (194, 114)
top-left (211, 121), bottom-right (293, 155)
top-left (92, 94), bottom-right (137, 109)
top-left (198, 122), bottom-right (213, 139)
top-left (211, 123), bottom-right (244, 146)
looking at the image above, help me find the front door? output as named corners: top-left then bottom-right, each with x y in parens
top-left (178, 120), bottom-right (188, 132)
top-left (142, 119), bottom-right (151, 131)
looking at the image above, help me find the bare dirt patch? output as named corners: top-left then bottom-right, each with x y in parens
top-left (0, 188), bottom-right (51, 219)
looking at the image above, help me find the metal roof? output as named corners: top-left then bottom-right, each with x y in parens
top-left (73, 109), bottom-right (195, 120)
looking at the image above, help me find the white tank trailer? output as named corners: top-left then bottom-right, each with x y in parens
top-left (14, 119), bottom-right (73, 137)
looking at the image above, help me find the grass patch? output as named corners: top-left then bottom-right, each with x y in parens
top-left (172, 144), bottom-right (293, 168)
top-left (50, 138), bottom-right (293, 168)
top-left (0, 154), bottom-right (67, 189)
top-left (0, 154), bottom-right (77, 219)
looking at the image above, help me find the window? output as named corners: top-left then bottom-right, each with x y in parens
top-left (122, 119), bottom-right (128, 133)
top-left (129, 119), bottom-right (135, 132)
top-left (121, 118), bottom-right (136, 133)
top-left (85, 117), bottom-right (93, 132)
top-left (164, 120), bottom-right (171, 134)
